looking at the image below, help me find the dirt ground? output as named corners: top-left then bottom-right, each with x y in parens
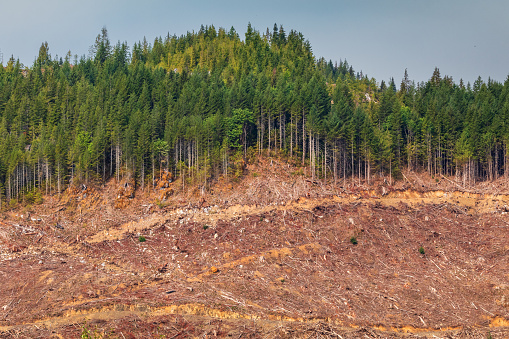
top-left (0, 158), bottom-right (508, 338)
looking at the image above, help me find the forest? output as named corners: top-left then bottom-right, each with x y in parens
top-left (1, 23), bottom-right (509, 207)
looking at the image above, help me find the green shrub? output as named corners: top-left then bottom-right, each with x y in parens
top-left (18, 189), bottom-right (43, 205)
top-left (155, 199), bottom-right (167, 209)
top-left (350, 236), bottom-right (358, 245)
top-left (291, 169), bottom-right (304, 176)
top-left (9, 198), bottom-right (17, 208)
top-left (419, 246), bottom-right (425, 255)
top-left (139, 235), bottom-right (146, 242)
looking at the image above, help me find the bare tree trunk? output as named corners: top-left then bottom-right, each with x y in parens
top-left (7, 175), bottom-right (11, 202)
top-left (268, 111), bottom-right (271, 154)
top-left (116, 143), bottom-right (120, 182)
top-left (368, 155), bottom-right (371, 186)
top-left (57, 163), bottom-right (61, 193)
top-left (46, 161), bottom-right (49, 195)
top-left (324, 141), bottom-right (327, 182)
top-left (343, 142), bottom-right (346, 184)
top-left (407, 139), bottom-right (411, 172)
top-left (351, 142), bottom-right (354, 183)
top-left (358, 149), bottom-right (361, 186)
top-left (495, 142), bottom-right (499, 180)
top-left (427, 132), bottom-right (431, 174)
top-left (290, 114), bottom-right (293, 157)
top-left (309, 130), bottom-right (313, 180)
top-left (283, 115), bottom-right (286, 150)
top-left (141, 158), bottom-right (145, 191)
top-left (333, 141), bottom-right (337, 185)
top-left (295, 113), bottom-right (299, 157)
top-left (302, 109), bottom-right (306, 165)
top-left (260, 107), bottom-right (265, 155)
top-left (279, 110), bottom-right (282, 151)
top-left (196, 138), bottom-right (200, 180)
top-left (455, 159), bottom-right (459, 183)
top-left (505, 143), bottom-right (508, 178)
top-left (257, 116), bottom-right (261, 155)
top-left (389, 157), bottom-right (392, 186)
top-left (488, 149), bottom-right (493, 181)
top-left (110, 144), bottom-right (113, 177)
top-left (438, 134), bottom-right (441, 176)
top-left (462, 162), bottom-right (467, 187)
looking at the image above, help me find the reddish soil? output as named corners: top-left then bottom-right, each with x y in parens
top-left (0, 158), bottom-right (508, 338)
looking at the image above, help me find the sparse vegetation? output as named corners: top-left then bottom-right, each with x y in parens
top-left (80, 322), bottom-right (106, 339)
top-left (419, 246), bottom-right (425, 255)
top-left (154, 199), bottom-right (168, 209)
top-left (24, 189), bottom-right (43, 205)
top-left (9, 198), bottom-right (17, 208)
top-left (350, 236), bottom-right (358, 245)
top-left (139, 235), bottom-right (146, 242)
top-left (291, 169), bottom-right (304, 176)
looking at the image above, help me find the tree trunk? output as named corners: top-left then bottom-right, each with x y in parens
top-left (389, 157), bottom-right (392, 186)
top-left (279, 110), bottom-right (282, 151)
top-left (505, 143), bottom-right (508, 178)
top-left (152, 153), bottom-right (155, 190)
top-left (427, 132), bottom-right (431, 174)
top-left (324, 141), bottom-right (327, 182)
top-left (309, 130), bottom-right (313, 180)
top-left (302, 109), bottom-right (306, 165)
top-left (290, 114), bottom-right (293, 157)
top-left (7, 175), bottom-right (11, 202)
top-left (333, 141), bottom-right (337, 185)
top-left (141, 157), bottom-right (145, 191)
top-left (46, 161), bottom-right (49, 195)
top-left (116, 143), bottom-right (120, 182)
top-left (260, 107), bottom-right (265, 155)
top-left (343, 142), bottom-right (346, 184)
top-left (268, 110), bottom-right (271, 153)
top-left (495, 142), bottom-right (499, 180)
top-left (57, 163), bottom-right (61, 193)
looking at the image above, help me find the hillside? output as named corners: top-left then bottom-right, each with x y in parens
top-left (2, 25), bottom-right (509, 213)
top-left (0, 156), bottom-right (508, 338)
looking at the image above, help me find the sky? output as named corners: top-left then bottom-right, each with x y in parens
top-left (1, 0), bottom-right (508, 86)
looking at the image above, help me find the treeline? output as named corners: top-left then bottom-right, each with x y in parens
top-left (1, 24), bottom-right (509, 206)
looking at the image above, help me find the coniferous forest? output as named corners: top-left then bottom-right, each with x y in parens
top-left (1, 24), bottom-right (509, 206)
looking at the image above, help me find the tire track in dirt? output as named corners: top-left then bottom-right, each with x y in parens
top-left (1, 301), bottom-right (507, 335)
top-left (85, 189), bottom-right (509, 244)
top-left (186, 242), bottom-right (322, 282)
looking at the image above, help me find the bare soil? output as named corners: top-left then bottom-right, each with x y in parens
top-left (0, 158), bottom-right (508, 338)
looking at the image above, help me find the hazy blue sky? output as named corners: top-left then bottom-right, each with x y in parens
top-left (1, 0), bottom-right (508, 85)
